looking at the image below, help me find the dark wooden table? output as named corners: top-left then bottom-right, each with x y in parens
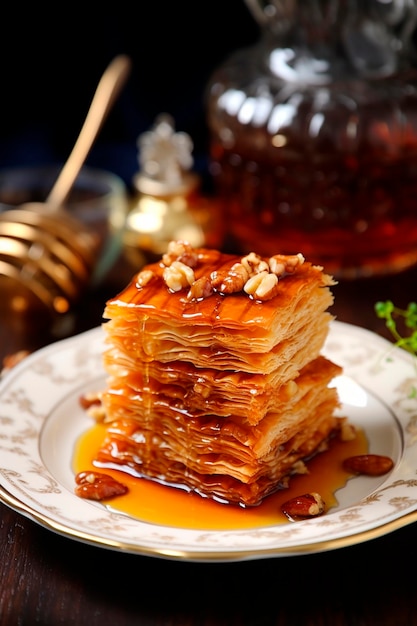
top-left (1, 257), bottom-right (417, 626)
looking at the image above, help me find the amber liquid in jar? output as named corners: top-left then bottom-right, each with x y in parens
top-left (206, 0), bottom-right (417, 278)
top-left (209, 120), bottom-right (417, 278)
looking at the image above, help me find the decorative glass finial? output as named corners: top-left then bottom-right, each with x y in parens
top-left (135, 114), bottom-right (197, 195)
top-left (123, 113), bottom-right (224, 268)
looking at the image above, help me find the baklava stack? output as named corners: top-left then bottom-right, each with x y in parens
top-left (98, 240), bottom-right (342, 506)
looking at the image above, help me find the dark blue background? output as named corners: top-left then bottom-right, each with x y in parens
top-left (0, 1), bottom-right (259, 192)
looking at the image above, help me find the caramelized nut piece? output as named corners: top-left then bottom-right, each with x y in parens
top-left (281, 492), bottom-right (326, 520)
top-left (136, 269), bottom-right (154, 287)
top-left (210, 262), bottom-right (249, 294)
top-left (243, 270), bottom-right (269, 295)
top-left (241, 252), bottom-right (269, 275)
top-left (342, 454), bottom-right (394, 476)
top-left (75, 471), bottom-right (128, 501)
top-left (87, 405), bottom-right (107, 423)
top-left (269, 253), bottom-right (305, 276)
top-left (187, 275), bottom-right (214, 300)
top-left (79, 391), bottom-right (106, 421)
top-left (244, 271), bottom-right (279, 300)
top-left (162, 240), bottom-right (198, 268)
top-left (163, 260), bottom-right (195, 291)
top-left (79, 391), bottom-right (102, 410)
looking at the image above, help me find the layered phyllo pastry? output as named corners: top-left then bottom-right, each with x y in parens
top-left (97, 240), bottom-right (342, 506)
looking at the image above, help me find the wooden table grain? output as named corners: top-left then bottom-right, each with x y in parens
top-left (1, 260), bottom-right (417, 626)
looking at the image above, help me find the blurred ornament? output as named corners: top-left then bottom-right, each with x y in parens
top-left (123, 114), bottom-right (224, 268)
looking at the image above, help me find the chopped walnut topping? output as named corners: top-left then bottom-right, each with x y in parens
top-left (136, 269), bottom-right (154, 287)
top-left (241, 252), bottom-right (269, 275)
top-left (230, 262), bottom-right (250, 283)
top-left (269, 253), bottom-right (305, 276)
top-left (211, 262), bottom-right (250, 294)
top-left (244, 271), bottom-right (279, 300)
top-left (342, 454), bottom-right (394, 476)
top-left (163, 260), bottom-right (195, 291)
top-left (87, 404), bottom-right (107, 422)
top-left (187, 275), bottom-right (214, 300)
top-left (79, 391), bottom-right (102, 410)
top-left (75, 471), bottom-right (128, 501)
top-left (243, 270), bottom-right (269, 295)
top-left (79, 391), bottom-right (106, 422)
top-left (162, 240), bottom-right (199, 268)
top-left (281, 492), bottom-right (326, 520)
top-left (136, 240), bottom-right (308, 301)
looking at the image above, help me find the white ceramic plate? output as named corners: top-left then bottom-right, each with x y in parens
top-left (1, 320), bottom-right (417, 562)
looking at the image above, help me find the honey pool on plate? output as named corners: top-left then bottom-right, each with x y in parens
top-left (73, 422), bottom-right (367, 530)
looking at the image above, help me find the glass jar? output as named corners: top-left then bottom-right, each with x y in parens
top-left (206, 0), bottom-right (417, 278)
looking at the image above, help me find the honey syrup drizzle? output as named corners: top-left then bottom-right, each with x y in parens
top-left (94, 249), bottom-right (363, 528)
top-left (73, 423), bottom-right (368, 530)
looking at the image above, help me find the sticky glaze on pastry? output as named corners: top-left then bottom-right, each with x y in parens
top-left (97, 240), bottom-right (343, 507)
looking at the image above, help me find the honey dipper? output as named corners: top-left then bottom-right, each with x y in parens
top-left (0, 54), bottom-right (131, 319)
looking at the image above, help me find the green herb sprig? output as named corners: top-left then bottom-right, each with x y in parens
top-left (374, 300), bottom-right (417, 356)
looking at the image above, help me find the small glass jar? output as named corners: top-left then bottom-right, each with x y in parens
top-left (206, 0), bottom-right (417, 278)
top-left (123, 114), bottom-right (224, 268)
